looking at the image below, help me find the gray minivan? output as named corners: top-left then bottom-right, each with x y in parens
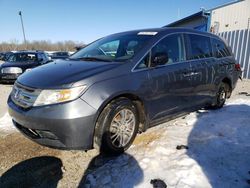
top-left (8, 28), bottom-right (241, 154)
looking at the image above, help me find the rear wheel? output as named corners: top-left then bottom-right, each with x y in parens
top-left (211, 82), bottom-right (230, 109)
top-left (94, 98), bottom-right (139, 155)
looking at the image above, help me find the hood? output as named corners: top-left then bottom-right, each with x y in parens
top-left (17, 59), bottom-right (120, 89)
top-left (1, 61), bottom-right (37, 69)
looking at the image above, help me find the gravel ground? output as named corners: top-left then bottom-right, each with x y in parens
top-left (0, 79), bottom-right (249, 187)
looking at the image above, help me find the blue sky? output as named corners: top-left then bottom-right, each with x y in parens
top-left (0, 0), bottom-right (231, 44)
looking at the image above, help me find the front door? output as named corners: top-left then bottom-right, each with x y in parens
top-left (146, 33), bottom-right (193, 122)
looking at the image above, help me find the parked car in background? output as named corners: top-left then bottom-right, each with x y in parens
top-left (75, 45), bottom-right (86, 51)
top-left (50, 51), bottom-right (70, 59)
top-left (45, 52), bottom-right (52, 60)
top-left (0, 51), bottom-right (13, 63)
top-left (0, 50), bottom-right (50, 82)
top-left (8, 28), bottom-right (241, 154)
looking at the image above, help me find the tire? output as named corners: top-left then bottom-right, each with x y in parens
top-left (94, 98), bottom-right (139, 155)
top-left (211, 82), bottom-right (229, 109)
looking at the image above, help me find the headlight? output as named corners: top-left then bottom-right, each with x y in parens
top-left (1, 67), bottom-right (22, 74)
top-left (33, 85), bottom-right (87, 106)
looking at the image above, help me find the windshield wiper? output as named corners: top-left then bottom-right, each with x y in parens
top-left (69, 57), bottom-right (113, 62)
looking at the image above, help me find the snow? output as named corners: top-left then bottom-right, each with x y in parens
top-left (0, 112), bottom-right (16, 137)
top-left (82, 96), bottom-right (250, 188)
top-left (1, 95), bottom-right (250, 187)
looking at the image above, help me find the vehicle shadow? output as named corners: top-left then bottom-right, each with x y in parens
top-left (78, 135), bottom-right (143, 188)
top-left (78, 152), bottom-right (143, 188)
top-left (187, 104), bottom-right (250, 187)
top-left (0, 156), bottom-right (63, 188)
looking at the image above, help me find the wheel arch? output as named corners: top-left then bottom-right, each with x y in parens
top-left (92, 92), bottom-right (148, 149)
top-left (221, 77), bottom-right (232, 98)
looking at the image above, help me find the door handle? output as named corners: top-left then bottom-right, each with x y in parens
top-left (182, 72), bottom-right (200, 77)
top-left (191, 72), bottom-right (201, 76)
top-left (182, 72), bottom-right (192, 77)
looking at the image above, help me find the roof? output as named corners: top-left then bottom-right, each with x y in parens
top-left (0, 51), bottom-right (13, 54)
top-left (112, 27), bottom-right (214, 36)
top-left (164, 11), bottom-right (208, 27)
top-left (112, 28), bottom-right (169, 36)
top-left (207, 0), bottom-right (244, 11)
top-left (115, 27), bottom-right (218, 39)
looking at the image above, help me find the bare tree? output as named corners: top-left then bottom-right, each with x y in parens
top-left (0, 40), bottom-right (85, 52)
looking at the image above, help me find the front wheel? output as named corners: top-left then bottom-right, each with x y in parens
top-left (94, 98), bottom-right (139, 155)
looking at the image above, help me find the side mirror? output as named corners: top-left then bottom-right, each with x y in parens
top-left (151, 52), bottom-right (168, 67)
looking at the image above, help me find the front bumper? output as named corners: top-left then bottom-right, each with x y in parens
top-left (8, 97), bottom-right (97, 150)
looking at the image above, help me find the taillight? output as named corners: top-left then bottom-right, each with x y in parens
top-left (235, 63), bottom-right (241, 71)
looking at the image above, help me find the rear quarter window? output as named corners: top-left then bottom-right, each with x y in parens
top-left (187, 34), bottom-right (213, 60)
top-left (211, 38), bottom-right (231, 58)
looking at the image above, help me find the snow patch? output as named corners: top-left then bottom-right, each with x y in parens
top-left (82, 97), bottom-right (250, 188)
top-left (0, 113), bottom-right (16, 136)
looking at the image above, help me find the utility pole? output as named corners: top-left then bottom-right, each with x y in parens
top-left (18, 11), bottom-right (27, 47)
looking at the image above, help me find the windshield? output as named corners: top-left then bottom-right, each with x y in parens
top-left (70, 33), bottom-right (153, 62)
top-left (0, 53), bottom-right (12, 61)
top-left (7, 53), bottom-right (38, 63)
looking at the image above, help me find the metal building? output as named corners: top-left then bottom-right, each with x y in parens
top-left (166, 0), bottom-right (250, 79)
top-left (210, 0), bottom-right (250, 33)
top-left (165, 11), bottom-right (210, 32)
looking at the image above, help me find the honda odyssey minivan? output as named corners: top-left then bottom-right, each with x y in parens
top-left (8, 28), bottom-right (241, 154)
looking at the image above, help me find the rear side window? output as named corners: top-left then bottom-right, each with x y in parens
top-left (151, 34), bottom-right (185, 65)
top-left (187, 34), bottom-right (213, 60)
top-left (212, 38), bottom-right (231, 58)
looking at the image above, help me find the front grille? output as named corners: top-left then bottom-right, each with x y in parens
top-left (11, 82), bottom-right (41, 108)
top-left (1, 73), bottom-right (19, 79)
